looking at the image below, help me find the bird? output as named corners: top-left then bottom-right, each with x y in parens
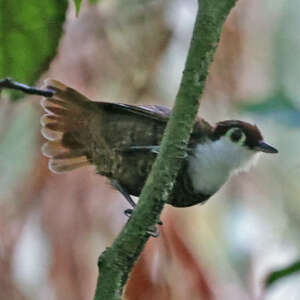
top-left (40, 79), bottom-right (278, 210)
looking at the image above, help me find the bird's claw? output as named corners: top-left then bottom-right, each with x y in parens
top-left (123, 208), bottom-right (163, 237)
top-left (124, 208), bottom-right (133, 218)
top-left (146, 226), bottom-right (160, 238)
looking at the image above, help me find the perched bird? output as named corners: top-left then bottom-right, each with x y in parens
top-left (40, 80), bottom-right (278, 209)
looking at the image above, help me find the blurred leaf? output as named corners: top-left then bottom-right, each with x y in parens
top-left (74, 0), bottom-right (82, 16)
top-left (0, 102), bottom-right (39, 199)
top-left (239, 0), bottom-right (300, 128)
top-left (273, 0), bottom-right (300, 92)
top-left (0, 0), bottom-right (68, 100)
top-left (89, 0), bottom-right (100, 3)
top-left (238, 91), bottom-right (300, 128)
top-left (265, 260), bottom-right (300, 288)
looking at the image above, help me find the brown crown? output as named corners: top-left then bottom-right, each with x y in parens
top-left (212, 120), bottom-right (263, 148)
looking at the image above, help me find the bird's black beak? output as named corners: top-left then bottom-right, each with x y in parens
top-left (254, 141), bottom-right (278, 153)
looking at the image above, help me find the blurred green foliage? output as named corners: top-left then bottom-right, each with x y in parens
top-left (265, 260), bottom-right (300, 288)
top-left (238, 0), bottom-right (300, 128)
top-left (74, 0), bottom-right (82, 16)
top-left (239, 1), bottom-right (300, 290)
top-left (238, 92), bottom-right (300, 128)
top-left (0, 0), bottom-right (68, 100)
top-left (74, 0), bottom-right (101, 16)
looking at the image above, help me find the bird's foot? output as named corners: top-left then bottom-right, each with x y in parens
top-left (111, 179), bottom-right (163, 237)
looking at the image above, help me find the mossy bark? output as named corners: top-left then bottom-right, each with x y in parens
top-left (93, 1), bottom-right (238, 299)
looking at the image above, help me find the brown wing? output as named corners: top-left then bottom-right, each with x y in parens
top-left (98, 102), bottom-right (171, 122)
top-left (81, 102), bottom-right (171, 196)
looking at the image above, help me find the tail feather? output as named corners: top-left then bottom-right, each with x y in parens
top-left (41, 141), bottom-right (84, 159)
top-left (49, 157), bottom-right (89, 173)
top-left (41, 126), bottom-right (63, 142)
top-left (40, 79), bottom-right (92, 173)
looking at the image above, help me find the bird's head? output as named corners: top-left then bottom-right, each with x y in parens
top-left (188, 120), bottom-right (278, 196)
top-left (213, 120), bottom-right (278, 154)
top-left (209, 120), bottom-right (278, 174)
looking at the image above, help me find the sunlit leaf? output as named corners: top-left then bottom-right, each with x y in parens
top-left (0, 0), bottom-right (68, 100)
top-left (265, 260), bottom-right (300, 288)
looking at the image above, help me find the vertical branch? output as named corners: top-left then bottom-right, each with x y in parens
top-left (93, 1), bottom-right (238, 299)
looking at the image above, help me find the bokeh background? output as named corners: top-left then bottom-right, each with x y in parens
top-left (1, 0), bottom-right (300, 299)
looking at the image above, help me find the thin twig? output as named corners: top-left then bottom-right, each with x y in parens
top-left (0, 78), bottom-right (54, 97)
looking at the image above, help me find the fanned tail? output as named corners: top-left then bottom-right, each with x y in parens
top-left (40, 80), bottom-right (92, 173)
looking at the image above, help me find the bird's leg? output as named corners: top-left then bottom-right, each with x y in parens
top-left (111, 179), bottom-right (136, 209)
top-left (111, 179), bottom-right (162, 237)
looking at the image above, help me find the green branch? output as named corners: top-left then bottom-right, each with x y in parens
top-left (93, 1), bottom-right (238, 299)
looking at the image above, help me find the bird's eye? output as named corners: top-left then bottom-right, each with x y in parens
top-left (226, 128), bottom-right (246, 145)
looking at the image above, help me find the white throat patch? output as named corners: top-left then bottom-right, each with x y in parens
top-left (188, 136), bottom-right (259, 195)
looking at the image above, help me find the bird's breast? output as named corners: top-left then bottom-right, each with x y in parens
top-left (187, 142), bottom-right (232, 195)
